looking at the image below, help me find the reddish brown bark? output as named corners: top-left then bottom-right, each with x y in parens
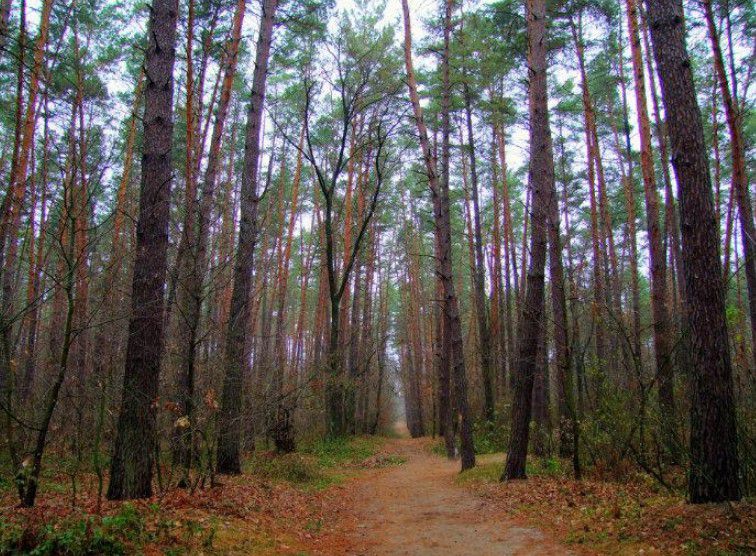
top-left (702, 0), bottom-right (756, 372)
top-left (626, 0), bottom-right (675, 434)
top-left (614, 19), bottom-right (643, 363)
top-left (0, 0), bottom-right (52, 262)
top-left (495, 126), bottom-right (518, 382)
top-left (571, 17), bottom-right (608, 371)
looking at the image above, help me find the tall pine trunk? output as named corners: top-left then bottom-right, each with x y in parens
top-left (643, 0), bottom-right (740, 504)
top-left (401, 0), bottom-right (473, 468)
top-left (217, 0), bottom-right (278, 474)
top-left (107, 0), bottom-right (179, 500)
top-left (503, 0), bottom-right (556, 480)
top-left (626, 0), bottom-right (675, 448)
top-left (462, 81), bottom-right (494, 421)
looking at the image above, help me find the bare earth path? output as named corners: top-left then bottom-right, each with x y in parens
top-left (327, 434), bottom-right (569, 555)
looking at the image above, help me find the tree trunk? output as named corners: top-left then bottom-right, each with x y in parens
top-left (21, 223), bottom-right (76, 507)
top-left (0, 0), bottom-right (52, 412)
top-left (489, 124), bottom-right (506, 394)
top-left (462, 81), bottom-right (494, 421)
top-left (702, 0), bottom-right (756, 373)
top-left (173, 0), bottom-right (245, 471)
top-left (571, 18), bottom-right (607, 376)
top-left (626, 0), bottom-right (675, 447)
top-left (532, 319), bottom-right (549, 457)
top-left (400, 0), bottom-right (464, 463)
top-left (217, 0), bottom-right (278, 475)
top-left (495, 126), bottom-right (517, 384)
top-left (613, 21), bottom-right (643, 364)
top-left (107, 0), bottom-right (179, 500)
top-left (643, 0), bottom-right (740, 503)
top-left (273, 131), bottom-right (303, 402)
top-left (546, 121), bottom-right (571, 460)
top-left (502, 0), bottom-right (555, 481)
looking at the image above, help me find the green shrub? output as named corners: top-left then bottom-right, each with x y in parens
top-left (526, 457), bottom-right (565, 477)
top-left (473, 417), bottom-right (509, 455)
top-left (30, 519), bottom-right (127, 556)
top-left (0, 519), bottom-right (25, 555)
top-left (0, 504), bottom-right (148, 556)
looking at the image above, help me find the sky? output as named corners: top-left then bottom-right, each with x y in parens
top-left (337, 0), bottom-right (437, 39)
top-left (340, 0), bottom-right (434, 22)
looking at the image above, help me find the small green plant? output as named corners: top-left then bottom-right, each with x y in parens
top-left (661, 516), bottom-right (683, 531)
top-left (304, 519), bottom-right (323, 533)
top-left (202, 519), bottom-right (218, 550)
top-left (429, 440), bottom-right (448, 457)
top-left (31, 518), bottom-right (127, 555)
top-left (473, 417), bottom-right (509, 455)
top-left (0, 503), bottom-right (150, 555)
top-left (525, 457), bottom-right (565, 477)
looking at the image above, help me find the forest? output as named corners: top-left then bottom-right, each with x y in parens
top-left (0, 0), bottom-right (753, 553)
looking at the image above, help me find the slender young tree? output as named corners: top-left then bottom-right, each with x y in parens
top-left (702, 0), bottom-right (756, 372)
top-left (401, 0), bottom-right (474, 469)
top-left (173, 0), bottom-right (246, 471)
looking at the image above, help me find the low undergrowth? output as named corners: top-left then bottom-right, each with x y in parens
top-left (245, 435), bottom-right (402, 491)
top-left (458, 459), bottom-right (755, 555)
top-left (299, 436), bottom-right (385, 469)
top-left (0, 435), bottom-right (394, 554)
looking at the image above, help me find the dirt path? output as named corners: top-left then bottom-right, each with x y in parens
top-left (333, 437), bottom-right (569, 555)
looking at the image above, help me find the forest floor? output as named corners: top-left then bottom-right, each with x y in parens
top-left (314, 434), bottom-right (567, 555)
top-left (1, 430), bottom-right (753, 554)
top-left (312, 422), bottom-right (753, 555)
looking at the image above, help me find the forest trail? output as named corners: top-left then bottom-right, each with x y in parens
top-left (334, 437), bottom-right (569, 555)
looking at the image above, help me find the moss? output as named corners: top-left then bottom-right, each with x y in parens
top-left (298, 436), bottom-right (383, 468)
top-left (457, 462), bottom-right (501, 484)
top-left (245, 436), bottom-right (387, 490)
